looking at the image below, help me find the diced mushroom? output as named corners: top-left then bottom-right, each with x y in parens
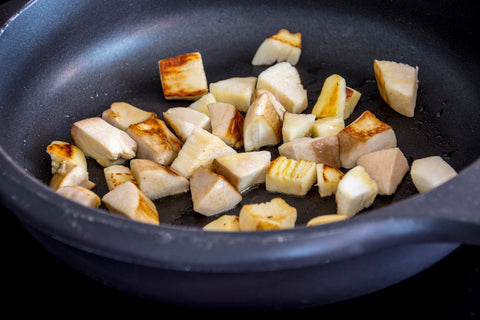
top-left (344, 87), bottom-right (362, 120)
top-left (189, 166), bottom-right (242, 216)
top-left (266, 156), bottom-right (317, 196)
top-left (170, 127), bottom-right (237, 178)
top-left (188, 92), bottom-right (216, 116)
top-left (202, 215), bottom-right (241, 232)
top-left (243, 92), bottom-right (283, 152)
top-left (278, 135), bottom-right (341, 168)
top-left (163, 106), bottom-right (211, 142)
top-left (207, 102), bottom-right (244, 148)
top-left (104, 164), bottom-right (137, 191)
top-left (410, 156), bottom-right (457, 193)
top-left (356, 147), bottom-right (409, 195)
top-left (209, 77), bottom-right (257, 112)
top-left (158, 52), bottom-right (208, 100)
top-left (213, 150), bottom-right (271, 192)
top-left (316, 163), bottom-right (344, 197)
top-left (102, 181), bottom-right (159, 224)
top-left (239, 197), bottom-right (297, 231)
top-left (126, 118), bottom-right (182, 166)
top-left (102, 102), bottom-right (157, 131)
top-left (311, 116), bottom-right (345, 138)
top-left (255, 89), bottom-right (287, 120)
top-left (46, 140), bottom-right (87, 174)
top-left (256, 61), bottom-right (308, 114)
top-left (71, 117), bottom-right (137, 167)
top-left (335, 165), bottom-right (378, 217)
top-left (251, 29), bottom-right (302, 66)
top-left (282, 112), bottom-right (316, 143)
top-left (306, 214), bottom-right (349, 227)
top-left (56, 185), bottom-right (101, 208)
top-left (130, 158), bottom-right (189, 200)
top-left (311, 74), bottom-right (347, 119)
top-left (374, 59), bottom-right (419, 117)
top-left (49, 161), bottom-right (95, 191)
top-left (338, 110), bottom-right (397, 169)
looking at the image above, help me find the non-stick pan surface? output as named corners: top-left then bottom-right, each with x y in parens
top-left (1, 0), bottom-right (480, 310)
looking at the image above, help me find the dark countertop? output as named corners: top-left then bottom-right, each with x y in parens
top-left (1, 0), bottom-right (479, 318)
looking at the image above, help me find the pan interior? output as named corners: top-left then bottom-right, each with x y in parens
top-left (1, 0), bottom-right (479, 227)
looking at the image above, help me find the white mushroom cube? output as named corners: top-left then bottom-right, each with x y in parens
top-left (190, 166), bottom-right (242, 216)
top-left (282, 112), bottom-right (316, 142)
top-left (71, 117), bottom-right (137, 167)
top-left (203, 215), bottom-right (241, 232)
top-left (170, 127), bottom-right (237, 178)
top-left (158, 52), bottom-right (208, 100)
top-left (239, 197), bottom-right (297, 231)
top-left (266, 156), bottom-right (317, 196)
top-left (209, 77), bottom-right (257, 112)
top-left (312, 117), bottom-right (345, 138)
top-left (374, 59), bottom-right (419, 117)
top-left (311, 74), bottom-right (347, 119)
top-left (256, 62), bottom-right (308, 114)
top-left (243, 92), bottom-right (283, 151)
top-left (335, 165), bottom-right (378, 217)
top-left (104, 165), bottom-right (137, 191)
top-left (251, 29), bottom-right (302, 66)
top-left (356, 147), bottom-right (409, 195)
top-left (278, 135), bottom-right (340, 168)
top-left (102, 102), bottom-right (157, 131)
top-left (254, 89), bottom-right (287, 120)
top-left (338, 110), bottom-right (397, 169)
top-left (163, 107), bottom-right (211, 142)
top-left (208, 102), bottom-right (244, 148)
top-left (188, 92), bottom-right (216, 116)
top-left (49, 161), bottom-right (95, 191)
top-left (316, 163), bottom-right (344, 197)
top-left (344, 87), bottom-right (362, 119)
top-left (130, 158), bottom-right (189, 200)
top-left (126, 118), bottom-right (183, 166)
top-left (56, 185), bottom-right (101, 208)
top-left (46, 140), bottom-right (87, 174)
top-left (306, 214), bottom-right (349, 227)
top-left (213, 150), bottom-right (271, 192)
top-left (102, 181), bottom-right (159, 224)
top-left (410, 156), bottom-right (457, 193)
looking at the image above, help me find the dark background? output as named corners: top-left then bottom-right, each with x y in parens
top-left (1, 0), bottom-right (479, 318)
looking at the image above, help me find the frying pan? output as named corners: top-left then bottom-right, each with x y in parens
top-left (1, 0), bottom-right (480, 310)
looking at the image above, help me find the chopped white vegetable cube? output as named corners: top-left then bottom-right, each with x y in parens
top-left (266, 156), bottom-right (317, 196)
top-left (239, 197), bottom-right (297, 231)
top-left (282, 112), bottom-right (316, 142)
top-left (251, 29), bottom-right (302, 66)
top-left (335, 165), bottom-right (378, 217)
top-left (203, 215), bottom-right (241, 232)
top-left (158, 52), bottom-right (208, 100)
top-left (338, 110), bottom-right (397, 169)
top-left (209, 77), bottom-right (257, 112)
top-left (256, 62), bottom-right (308, 114)
top-left (190, 166), bottom-right (242, 216)
top-left (410, 156), bottom-right (457, 193)
top-left (374, 59), bottom-right (419, 117)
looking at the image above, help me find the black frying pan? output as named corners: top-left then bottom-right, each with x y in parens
top-left (1, 0), bottom-right (480, 310)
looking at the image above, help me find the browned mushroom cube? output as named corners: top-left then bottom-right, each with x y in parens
top-left (338, 110), bottom-right (397, 169)
top-left (158, 52), bottom-right (208, 100)
top-left (126, 118), bottom-right (183, 166)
